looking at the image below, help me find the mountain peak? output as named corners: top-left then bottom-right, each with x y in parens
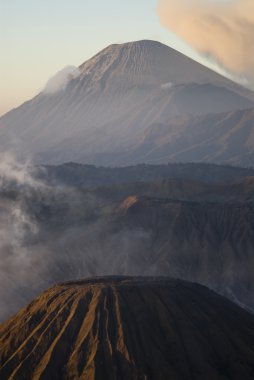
top-left (105, 39), bottom-right (169, 51)
top-left (78, 39), bottom-right (235, 89)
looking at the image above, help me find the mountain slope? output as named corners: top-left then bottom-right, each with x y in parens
top-left (121, 108), bottom-right (254, 167)
top-left (1, 277), bottom-right (254, 380)
top-left (0, 40), bottom-right (253, 165)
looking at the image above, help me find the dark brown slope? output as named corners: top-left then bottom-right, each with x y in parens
top-left (1, 277), bottom-right (254, 380)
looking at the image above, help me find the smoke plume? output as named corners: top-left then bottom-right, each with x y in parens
top-left (43, 66), bottom-right (80, 94)
top-left (157, 0), bottom-right (254, 81)
top-left (0, 153), bottom-right (41, 188)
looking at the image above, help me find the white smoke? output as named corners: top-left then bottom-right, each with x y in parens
top-left (43, 66), bottom-right (80, 94)
top-left (161, 82), bottom-right (173, 90)
top-left (0, 153), bottom-right (41, 188)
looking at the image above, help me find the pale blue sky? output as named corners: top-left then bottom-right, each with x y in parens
top-left (0, 0), bottom-right (210, 115)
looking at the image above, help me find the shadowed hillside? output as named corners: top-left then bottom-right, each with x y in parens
top-left (37, 162), bottom-right (254, 187)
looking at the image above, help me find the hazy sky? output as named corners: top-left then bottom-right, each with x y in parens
top-left (0, 0), bottom-right (237, 116)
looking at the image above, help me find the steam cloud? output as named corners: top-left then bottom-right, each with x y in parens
top-left (0, 153), bottom-right (41, 188)
top-left (43, 66), bottom-right (80, 94)
top-left (161, 82), bottom-right (173, 90)
top-left (157, 0), bottom-right (254, 81)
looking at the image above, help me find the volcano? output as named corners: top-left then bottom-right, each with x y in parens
top-left (1, 277), bottom-right (254, 379)
top-left (0, 40), bottom-right (253, 165)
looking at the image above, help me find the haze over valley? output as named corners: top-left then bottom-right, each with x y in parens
top-left (1, 161), bottom-right (254, 322)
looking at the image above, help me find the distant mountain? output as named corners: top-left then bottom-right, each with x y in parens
top-left (0, 40), bottom-right (253, 165)
top-left (1, 277), bottom-right (254, 380)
